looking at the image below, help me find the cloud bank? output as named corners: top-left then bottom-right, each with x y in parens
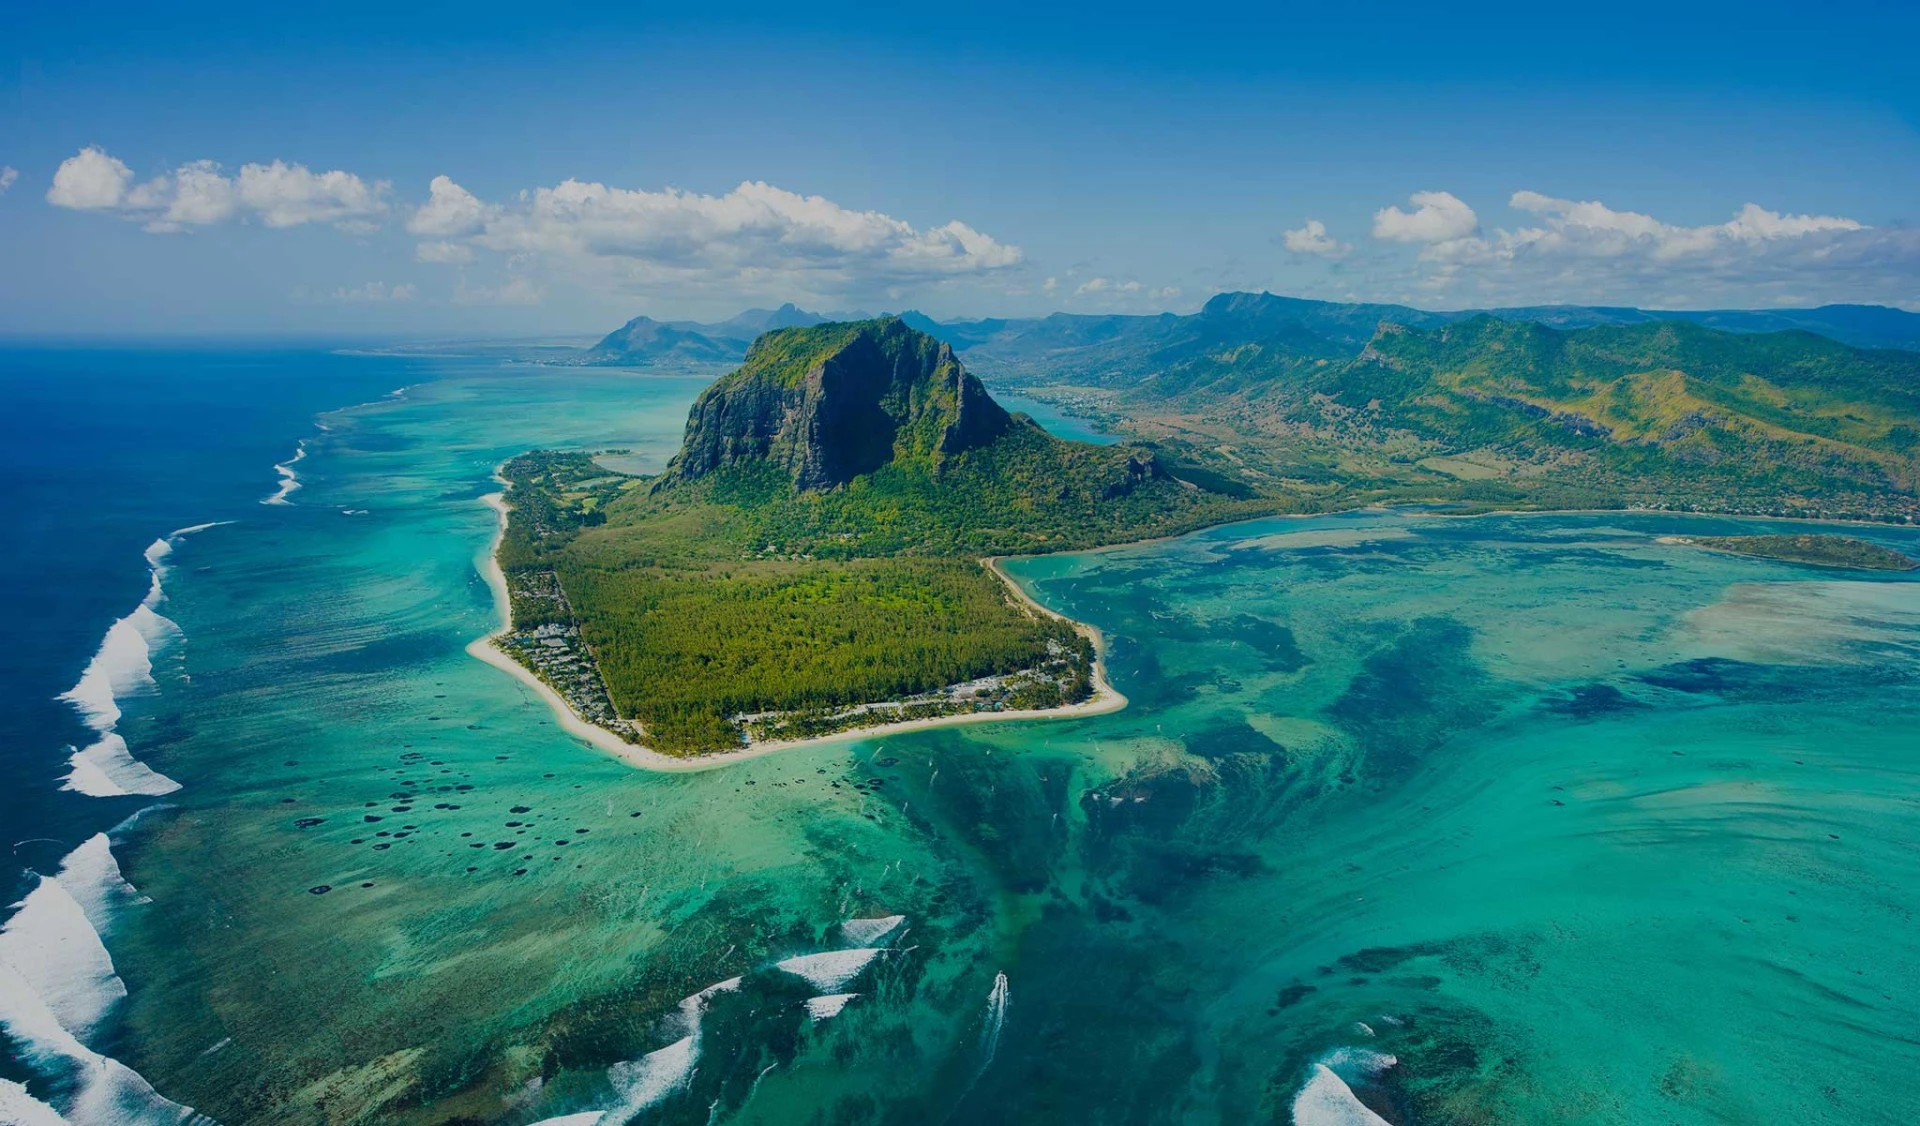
top-left (34, 146), bottom-right (1916, 313)
top-left (1272, 188), bottom-right (1919, 309)
top-left (406, 174), bottom-right (1022, 301)
top-left (47, 147), bottom-right (388, 233)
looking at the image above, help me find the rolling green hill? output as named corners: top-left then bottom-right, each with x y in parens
top-left (976, 307), bottom-right (1920, 522)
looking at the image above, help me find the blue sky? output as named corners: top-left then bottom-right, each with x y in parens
top-left (2, 0), bottom-right (1917, 336)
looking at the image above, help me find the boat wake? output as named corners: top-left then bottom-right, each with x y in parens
top-left (262, 442), bottom-right (305, 505)
top-left (0, 834), bottom-right (216, 1125)
top-left (56, 524), bottom-right (223, 798)
top-left (979, 971), bottom-right (1009, 1071)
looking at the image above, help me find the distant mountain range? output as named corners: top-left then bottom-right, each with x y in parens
top-left (572, 293), bottom-right (1920, 370)
top-left (570, 302), bottom-right (871, 366)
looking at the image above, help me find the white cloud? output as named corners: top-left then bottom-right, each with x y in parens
top-left (1503, 190), bottom-right (1863, 260)
top-left (1042, 276), bottom-right (1060, 295)
top-left (1388, 190), bottom-right (1914, 308)
top-left (1282, 219), bottom-right (1350, 258)
top-left (0, 166), bottom-right (18, 197)
top-left (331, 281), bottom-right (417, 303)
top-left (238, 161), bottom-right (386, 228)
top-left (413, 175), bottom-right (1021, 299)
top-left (47, 147), bottom-right (133, 210)
top-left (415, 240), bottom-right (476, 265)
top-left (1075, 277), bottom-right (1142, 295)
top-left (1372, 190), bottom-right (1478, 244)
top-left (46, 147), bottom-right (388, 232)
top-left (408, 175), bottom-right (489, 238)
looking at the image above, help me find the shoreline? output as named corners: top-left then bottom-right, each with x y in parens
top-left (1654, 533), bottom-right (1920, 571)
top-left (1056, 501), bottom-right (1919, 564)
top-left (466, 488), bottom-right (1129, 775)
top-left (470, 483), bottom-right (1918, 772)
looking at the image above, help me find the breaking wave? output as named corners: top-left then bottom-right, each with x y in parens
top-left (0, 835), bottom-right (215, 1125)
top-left (262, 443), bottom-right (306, 505)
top-left (1291, 1047), bottom-right (1398, 1126)
top-left (776, 948), bottom-right (884, 992)
top-left (838, 915), bottom-right (905, 945)
top-left (804, 993), bottom-right (858, 1022)
top-left (0, 1078), bottom-right (72, 1126)
top-left (535, 975), bottom-right (742, 1125)
top-left (57, 523), bottom-right (224, 798)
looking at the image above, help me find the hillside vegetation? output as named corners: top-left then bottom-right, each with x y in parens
top-left (1677, 534), bottom-right (1918, 571)
top-left (499, 319), bottom-right (1256, 753)
top-left (963, 295), bottom-right (1920, 523)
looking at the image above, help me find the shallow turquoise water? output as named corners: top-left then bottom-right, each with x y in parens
top-left (10, 360), bottom-right (1920, 1125)
top-left (990, 392), bottom-right (1120, 445)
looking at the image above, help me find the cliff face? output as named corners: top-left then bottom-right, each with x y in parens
top-left (663, 317), bottom-right (1014, 491)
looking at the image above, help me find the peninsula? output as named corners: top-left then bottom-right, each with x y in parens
top-left (489, 302), bottom-right (1920, 760)
top-left (489, 317), bottom-right (1259, 757)
top-left (1664, 533), bottom-right (1919, 571)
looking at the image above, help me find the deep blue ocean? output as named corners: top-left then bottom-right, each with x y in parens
top-left (0, 347), bottom-right (417, 908)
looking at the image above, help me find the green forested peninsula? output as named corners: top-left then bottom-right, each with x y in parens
top-left (1674, 533), bottom-right (1919, 571)
top-left (498, 318), bottom-right (1255, 754)
top-left (504, 303), bottom-right (1920, 755)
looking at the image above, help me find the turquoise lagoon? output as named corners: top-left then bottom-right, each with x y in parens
top-left (7, 358), bottom-right (1920, 1125)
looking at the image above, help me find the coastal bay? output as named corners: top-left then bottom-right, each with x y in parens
top-left (8, 351), bottom-right (1920, 1125)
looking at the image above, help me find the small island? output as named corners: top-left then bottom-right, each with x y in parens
top-left (1665, 533), bottom-right (1919, 571)
top-left (483, 317), bottom-right (1261, 759)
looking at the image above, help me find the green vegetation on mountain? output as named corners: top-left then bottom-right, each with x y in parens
top-left (511, 299), bottom-right (1920, 755)
top-left (1675, 534), bottom-right (1918, 571)
top-left (966, 294), bottom-right (1920, 523)
top-left (499, 318), bottom-right (1256, 754)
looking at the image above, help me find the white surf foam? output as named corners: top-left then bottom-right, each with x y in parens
top-left (0, 873), bottom-right (127, 1043)
top-left (605, 1035), bottom-right (697, 1117)
top-left (53, 524), bottom-right (222, 798)
top-left (0, 838), bottom-right (214, 1125)
top-left (59, 604), bottom-right (175, 731)
top-left (804, 993), bottom-right (858, 1022)
top-left (262, 443), bottom-right (306, 505)
top-left (1291, 1048), bottom-right (1398, 1126)
top-left (776, 949), bottom-right (883, 992)
top-left (838, 915), bottom-right (905, 945)
top-left (547, 975), bottom-right (741, 1125)
top-left (63, 735), bottom-right (181, 798)
top-left (55, 834), bottom-right (151, 937)
top-left (0, 1077), bottom-right (72, 1125)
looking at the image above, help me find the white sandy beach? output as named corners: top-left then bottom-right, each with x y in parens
top-left (467, 490), bottom-right (1128, 774)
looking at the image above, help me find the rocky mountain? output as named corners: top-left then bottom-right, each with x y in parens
top-left (661, 317), bottom-right (1018, 491)
top-left (696, 302), bottom-right (836, 338)
top-left (573, 315), bottom-right (744, 366)
top-left (571, 303), bottom-right (882, 367)
top-left (926, 292), bottom-right (1920, 384)
top-left (578, 292), bottom-right (1920, 373)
